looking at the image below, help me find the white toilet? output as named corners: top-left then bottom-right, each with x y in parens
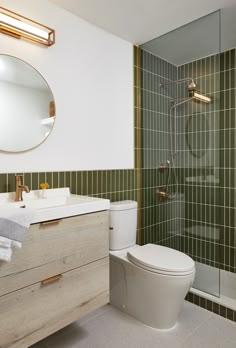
top-left (109, 200), bottom-right (196, 330)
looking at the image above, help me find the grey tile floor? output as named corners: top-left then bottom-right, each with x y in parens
top-left (32, 302), bottom-right (236, 348)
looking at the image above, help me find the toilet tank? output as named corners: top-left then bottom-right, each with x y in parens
top-left (109, 200), bottom-right (137, 251)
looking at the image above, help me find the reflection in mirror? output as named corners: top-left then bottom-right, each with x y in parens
top-left (0, 55), bottom-right (55, 152)
top-left (185, 113), bottom-right (209, 158)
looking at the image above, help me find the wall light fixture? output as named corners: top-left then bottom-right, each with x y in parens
top-left (0, 7), bottom-right (55, 47)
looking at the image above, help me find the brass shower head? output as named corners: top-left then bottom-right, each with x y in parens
top-left (188, 79), bottom-right (211, 103)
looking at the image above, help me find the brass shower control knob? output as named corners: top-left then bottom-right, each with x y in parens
top-left (156, 189), bottom-right (169, 202)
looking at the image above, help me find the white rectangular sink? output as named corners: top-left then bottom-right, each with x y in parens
top-left (0, 188), bottom-right (110, 223)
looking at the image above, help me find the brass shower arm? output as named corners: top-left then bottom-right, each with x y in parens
top-left (160, 77), bottom-right (195, 88)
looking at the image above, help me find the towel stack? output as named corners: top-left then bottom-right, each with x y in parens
top-left (0, 236), bottom-right (22, 262)
top-left (0, 207), bottom-right (35, 262)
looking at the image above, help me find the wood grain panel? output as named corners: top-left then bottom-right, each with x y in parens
top-left (1, 257), bottom-right (109, 348)
top-left (0, 211), bottom-right (109, 296)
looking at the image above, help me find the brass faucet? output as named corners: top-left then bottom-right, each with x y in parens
top-left (15, 175), bottom-right (30, 201)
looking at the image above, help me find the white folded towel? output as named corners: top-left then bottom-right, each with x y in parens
top-left (0, 207), bottom-right (35, 262)
top-left (0, 235), bottom-right (22, 249)
top-left (0, 245), bottom-right (12, 263)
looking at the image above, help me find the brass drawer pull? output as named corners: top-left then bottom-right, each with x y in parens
top-left (41, 274), bottom-right (63, 285)
top-left (40, 219), bottom-right (63, 226)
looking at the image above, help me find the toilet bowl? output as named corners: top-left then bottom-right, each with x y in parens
top-left (109, 201), bottom-right (196, 330)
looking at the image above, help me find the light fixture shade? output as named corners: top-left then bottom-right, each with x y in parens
top-left (0, 7), bottom-right (55, 46)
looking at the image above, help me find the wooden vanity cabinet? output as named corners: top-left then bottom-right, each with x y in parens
top-left (0, 211), bottom-right (109, 348)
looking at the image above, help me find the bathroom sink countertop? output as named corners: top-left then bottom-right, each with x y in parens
top-left (0, 188), bottom-right (110, 223)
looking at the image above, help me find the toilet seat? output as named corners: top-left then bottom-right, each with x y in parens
top-left (127, 244), bottom-right (195, 276)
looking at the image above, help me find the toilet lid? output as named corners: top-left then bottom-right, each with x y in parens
top-left (127, 244), bottom-right (195, 276)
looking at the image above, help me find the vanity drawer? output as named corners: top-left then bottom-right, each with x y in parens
top-left (0, 257), bottom-right (109, 348)
top-left (0, 211), bottom-right (109, 296)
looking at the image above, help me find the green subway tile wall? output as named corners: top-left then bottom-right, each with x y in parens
top-left (0, 170), bottom-right (137, 204)
top-left (134, 48), bottom-right (181, 247)
top-left (185, 292), bottom-right (236, 323)
top-left (138, 47), bottom-right (236, 272)
top-left (138, 46), bottom-right (236, 321)
top-left (177, 52), bottom-right (221, 271)
top-left (177, 49), bottom-right (236, 273)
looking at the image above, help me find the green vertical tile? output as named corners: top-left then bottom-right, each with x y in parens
top-left (65, 172), bottom-right (71, 188)
top-left (77, 171), bottom-right (82, 195)
top-left (133, 45), bottom-right (138, 66)
top-left (8, 173), bottom-right (15, 192)
top-left (88, 171), bottom-right (93, 195)
top-left (71, 171), bottom-right (76, 194)
top-left (213, 303), bottom-right (220, 315)
top-left (59, 172), bottom-right (65, 188)
top-left (206, 300), bottom-right (213, 312)
top-left (119, 190), bottom-right (124, 201)
top-left (134, 86), bottom-right (138, 108)
top-left (0, 174), bottom-right (7, 193)
top-left (200, 297), bottom-right (207, 309)
top-left (220, 305), bottom-right (227, 318)
top-left (53, 172), bottom-right (59, 189)
top-left (23, 173), bottom-right (31, 189)
top-left (92, 171), bottom-right (97, 195)
top-left (39, 173), bottom-right (46, 188)
top-left (109, 192), bottom-right (116, 202)
top-left (119, 170), bottom-right (124, 192)
top-left (82, 171), bottom-right (88, 195)
top-left (123, 170), bottom-right (128, 191)
top-left (46, 172), bottom-right (53, 190)
top-left (193, 294), bottom-right (200, 306)
top-left (97, 171), bottom-right (102, 194)
top-left (32, 173), bottom-right (39, 190)
top-left (106, 170), bottom-right (112, 193)
top-left (227, 308), bottom-right (234, 321)
top-left (102, 170), bottom-right (107, 194)
top-left (127, 169), bottom-right (132, 191)
top-left (110, 170), bottom-right (116, 192)
top-left (112, 187), bottom-right (119, 201)
top-left (115, 170), bottom-right (120, 192)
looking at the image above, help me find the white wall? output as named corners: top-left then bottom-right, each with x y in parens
top-left (0, 0), bottom-right (134, 172)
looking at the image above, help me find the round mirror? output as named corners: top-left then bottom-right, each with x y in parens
top-left (185, 113), bottom-right (209, 158)
top-left (0, 55), bottom-right (55, 152)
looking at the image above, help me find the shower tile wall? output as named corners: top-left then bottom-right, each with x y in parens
top-left (177, 49), bottom-right (236, 273)
top-left (134, 48), bottom-right (182, 246)
top-left (138, 47), bottom-right (236, 274)
top-left (177, 53), bottom-right (221, 269)
top-left (219, 50), bottom-right (236, 273)
top-left (137, 46), bottom-right (236, 319)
